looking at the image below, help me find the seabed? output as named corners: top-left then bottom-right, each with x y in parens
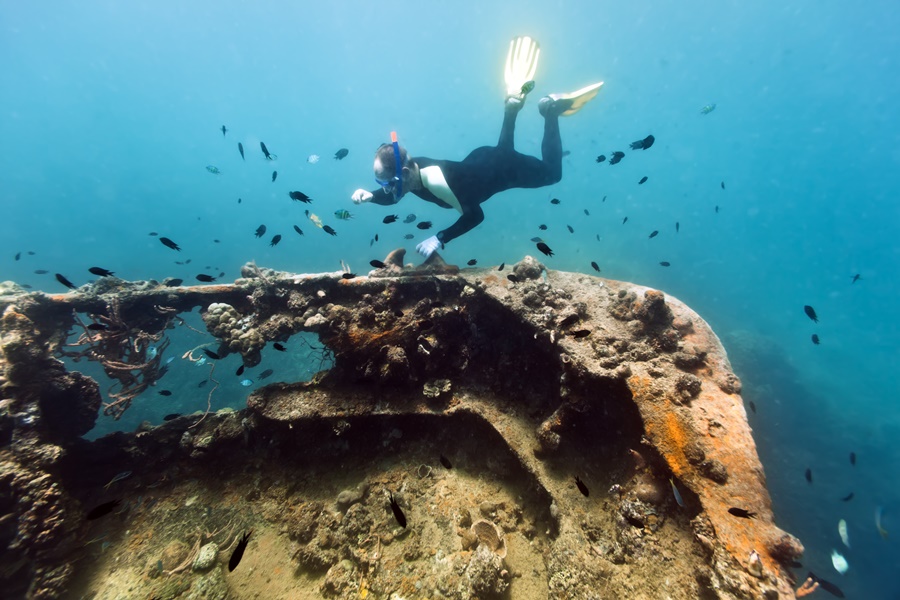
top-left (0, 254), bottom-right (803, 599)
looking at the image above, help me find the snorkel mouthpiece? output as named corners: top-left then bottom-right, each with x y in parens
top-left (390, 131), bottom-right (403, 198)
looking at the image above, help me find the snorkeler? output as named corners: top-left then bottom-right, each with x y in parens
top-left (350, 37), bottom-right (603, 258)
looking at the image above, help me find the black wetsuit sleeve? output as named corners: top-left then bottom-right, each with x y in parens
top-left (368, 187), bottom-right (399, 206)
top-left (437, 204), bottom-right (485, 245)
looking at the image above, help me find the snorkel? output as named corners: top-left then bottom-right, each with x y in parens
top-left (389, 131), bottom-right (403, 199)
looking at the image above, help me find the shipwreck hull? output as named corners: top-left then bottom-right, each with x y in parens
top-left (0, 257), bottom-right (802, 599)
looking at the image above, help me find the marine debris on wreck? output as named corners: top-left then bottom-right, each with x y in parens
top-left (0, 255), bottom-right (803, 599)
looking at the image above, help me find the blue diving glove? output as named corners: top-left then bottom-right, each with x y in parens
top-left (416, 235), bottom-right (442, 258)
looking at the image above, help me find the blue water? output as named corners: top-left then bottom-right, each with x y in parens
top-left (3, 1), bottom-right (899, 597)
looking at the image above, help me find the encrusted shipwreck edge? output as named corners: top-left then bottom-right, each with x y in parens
top-left (0, 257), bottom-right (802, 598)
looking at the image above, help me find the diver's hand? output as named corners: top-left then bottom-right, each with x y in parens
top-left (351, 189), bottom-right (373, 204)
top-left (416, 235), bottom-right (442, 258)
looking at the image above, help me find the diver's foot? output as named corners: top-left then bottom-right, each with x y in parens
top-left (505, 93), bottom-right (526, 114)
top-left (538, 95), bottom-right (572, 118)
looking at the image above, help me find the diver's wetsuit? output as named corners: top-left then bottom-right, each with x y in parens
top-left (368, 107), bottom-right (563, 245)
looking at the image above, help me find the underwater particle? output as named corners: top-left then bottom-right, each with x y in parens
top-left (638, 176), bottom-right (648, 184)
top-left (334, 209), bottom-right (353, 220)
top-left (550, 198), bottom-right (561, 205)
top-left (811, 334), bottom-right (820, 345)
top-left (293, 225), bottom-right (304, 236)
top-left (804, 305), bottom-right (818, 323)
top-left (157, 390), bottom-right (172, 396)
top-left (596, 155), bottom-right (606, 163)
top-left (747, 550), bottom-right (763, 578)
top-left (440, 455), bottom-right (452, 469)
top-left (229, 531), bottom-right (252, 571)
top-left (670, 478), bottom-right (685, 507)
top-left (307, 154), bottom-right (320, 164)
top-left (403, 214), bottom-right (416, 223)
top-left (88, 267), bottom-right (114, 277)
top-left (260, 141), bottom-right (274, 160)
top-left (467, 259), bottom-right (477, 266)
top-left (270, 234), bottom-right (282, 247)
top-left (805, 468), bottom-right (813, 484)
top-left (849, 452), bottom-right (856, 466)
top-left (876, 506), bottom-right (889, 539)
top-left (536, 242), bottom-right (553, 257)
top-left (383, 214), bottom-right (398, 224)
top-left (85, 499), bottom-right (121, 521)
top-left (195, 356), bottom-right (207, 367)
top-left (417, 221), bottom-right (433, 230)
top-left (574, 476), bottom-right (589, 497)
top-left (648, 230), bottom-right (659, 239)
top-left (271, 170), bottom-right (277, 182)
top-left (323, 225), bottom-right (337, 236)
top-left (255, 224), bottom-right (267, 238)
top-left (609, 151), bottom-right (625, 165)
top-left (388, 492), bottom-right (407, 528)
top-left (838, 519), bottom-right (850, 548)
top-left (240, 379), bottom-right (253, 387)
top-left (659, 261), bottom-right (671, 267)
top-left (334, 148), bottom-right (349, 160)
top-left (289, 191), bottom-right (313, 203)
top-left (159, 237), bottom-right (181, 251)
top-left (196, 274), bottom-right (217, 283)
top-left (273, 343), bottom-right (286, 352)
top-left (728, 507), bottom-right (756, 519)
top-left (259, 369), bottom-right (274, 379)
top-left (840, 492), bottom-right (854, 502)
top-left (104, 471), bottom-right (132, 490)
top-left (830, 549), bottom-right (848, 575)
top-left (238, 142), bottom-right (244, 160)
top-left (205, 165), bottom-right (221, 175)
top-left (55, 273), bottom-right (76, 289)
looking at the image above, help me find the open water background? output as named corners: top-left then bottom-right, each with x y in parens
top-left (2, 1), bottom-right (899, 597)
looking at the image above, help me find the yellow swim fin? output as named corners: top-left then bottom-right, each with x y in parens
top-left (504, 36), bottom-right (540, 97)
top-left (550, 82), bottom-right (604, 116)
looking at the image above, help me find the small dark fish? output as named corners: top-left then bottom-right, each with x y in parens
top-left (236, 365), bottom-right (245, 376)
top-left (403, 214), bottom-right (416, 223)
top-left (630, 134), bottom-right (654, 150)
top-left (260, 142), bottom-right (273, 160)
top-left (238, 198), bottom-right (242, 203)
top-left (87, 323), bottom-right (108, 331)
top-left (196, 274), bottom-right (217, 283)
top-left (807, 572), bottom-right (845, 598)
top-left (270, 234), bottom-right (282, 247)
top-left (255, 225), bottom-right (267, 238)
top-left (507, 274), bottom-right (519, 283)
top-left (840, 492), bottom-right (854, 502)
top-left (574, 476), bottom-right (590, 497)
top-left (728, 507), bottom-right (756, 519)
top-left (159, 237), bottom-right (181, 251)
top-left (238, 142), bottom-right (244, 160)
top-left (559, 315), bottom-right (579, 329)
top-left (228, 531), bottom-right (252, 572)
top-left (157, 389), bottom-right (173, 397)
top-left (659, 261), bottom-right (671, 267)
top-left (638, 176), bottom-right (648, 185)
top-left (271, 170), bottom-right (277, 182)
top-left (27, 251), bottom-right (35, 255)
top-left (163, 413), bottom-right (181, 421)
top-left (567, 225), bottom-right (574, 233)
top-left (811, 334), bottom-right (820, 345)
top-left (440, 455), bottom-right (452, 469)
top-left (721, 181), bottom-right (725, 190)
top-left (334, 148), bottom-right (349, 160)
top-left (34, 269), bottom-right (49, 274)
top-left (595, 155), bottom-right (606, 163)
top-left (609, 151), bottom-right (625, 165)
top-left (273, 343), bottom-right (286, 352)
top-left (850, 273), bottom-right (861, 283)
top-left (213, 239), bottom-right (220, 243)
top-left (293, 225), bottom-right (304, 236)
top-left (530, 237), bottom-right (544, 243)
top-left (550, 198), bottom-right (561, 205)
top-left (748, 401), bottom-right (757, 413)
top-left (14, 252), bottom-right (21, 261)
top-left (388, 492), bottom-right (407, 528)
top-left (404, 234), bottom-right (414, 239)
top-left (648, 230), bottom-right (659, 239)
top-left (584, 209), bottom-right (590, 216)
top-left (21, 284), bottom-right (31, 289)
top-left (570, 329), bottom-right (591, 339)
top-left (259, 369), bottom-right (274, 379)
top-left (165, 278), bottom-right (183, 287)
top-left (561, 149), bottom-right (570, 157)
top-left (804, 468), bottom-right (812, 484)
top-left (417, 221), bottom-right (433, 230)
top-left (418, 319), bottom-right (433, 330)
top-left (340, 273), bottom-right (356, 280)
top-left (622, 217), bottom-right (628, 224)
top-left (467, 259), bottom-right (477, 266)
top-left (203, 349), bottom-right (220, 360)
top-left (375, 234), bottom-right (379, 242)
top-left (220, 125), bottom-right (227, 136)
top-left (289, 191), bottom-right (312, 203)
top-left (498, 263), bottom-right (505, 271)
top-left (536, 242), bottom-right (553, 257)
top-left (86, 499), bottom-right (121, 521)
top-left (675, 222), bottom-right (680, 233)
top-left (55, 273), bottom-right (76, 289)
top-left (323, 225), bottom-right (337, 236)
top-left (715, 205), bottom-right (720, 213)
top-left (590, 261), bottom-right (600, 272)
top-left (89, 267), bottom-right (114, 277)
top-left (383, 214), bottom-right (398, 224)
top-left (803, 305), bottom-right (818, 323)
top-left (849, 452), bottom-right (856, 466)
top-left (370, 260), bottom-right (386, 269)
top-left (198, 379), bottom-right (207, 388)
top-left (602, 195), bottom-right (607, 202)
top-left (539, 224), bottom-right (547, 230)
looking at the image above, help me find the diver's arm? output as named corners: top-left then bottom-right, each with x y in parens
top-left (368, 188), bottom-right (399, 206)
top-left (436, 204), bottom-right (485, 245)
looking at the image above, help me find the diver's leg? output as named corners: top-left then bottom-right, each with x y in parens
top-left (539, 112), bottom-right (563, 184)
top-left (497, 98), bottom-right (524, 151)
